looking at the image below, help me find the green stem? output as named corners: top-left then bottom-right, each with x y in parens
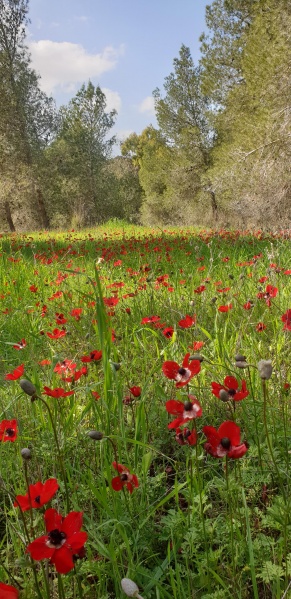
top-left (262, 381), bottom-right (287, 503)
top-left (37, 395), bottom-right (70, 511)
top-left (225, 457), bottom-right (236, 580)
top-left (247, 367), bottom-right (263, 472)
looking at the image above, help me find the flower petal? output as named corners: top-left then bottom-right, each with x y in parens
top-left (218, 421), bottom-right (241, 445)
top-left (45, 508), bottom-right (63, 533)
top-left (61, 511), bottom-right (83, 537)
top-left (27, 536), bottom-right (54, 560)
top-left (50, 545), bottom-right (74, 574)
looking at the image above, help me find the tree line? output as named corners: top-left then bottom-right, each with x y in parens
top-left (0, 0), bottom-right (290, 231)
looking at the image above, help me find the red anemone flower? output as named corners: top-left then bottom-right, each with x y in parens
top-left (54, 360), bottom-right (76, 375)
top-left (26, 508), bottom-right (87, 574)
top-left (71, 308), bottom-right (82, 320)
top-left (13, 339), bottom-right (26, 350)
top-left (46, 328), bottom-right (67, 339)
top-left (43, 387), bottom-right (74, 398)
top-left (14, 479), bottom-right (59, 511)
top-left (165, 395), bottom-right (202, 429)
top-left (162, 353), bottom-right (201, 388)
top-left (5, 364), bottom-right (24, 381)
top-left (218, 304), bottom-right (232, 312)
top-left (81, 350), bottom-right (102, 363)
top-left (0, 419), bottom-right (18, 442)
top-left (0, 582), bottom-right (19, 598)
top-left (256, 322), bottom-right (266, 332)
top-left (175, 427), bottom-right (197, 446)
top-left (203, 421), bottom-right (248, 459)
top-left (162, 327), bottom-right (174, 338)
top-left (128, 386), bottom-right (141, 397)
top-left (111, 462), bottom-right (139, 494)
top-left (211, 376), bottom-right (249, 402)
top-left (281, 309), bottom-right (291, 331)
top-left (178, 314), bottom-right (196, 328)
top-left (141, 315), bottom-right (160, 324)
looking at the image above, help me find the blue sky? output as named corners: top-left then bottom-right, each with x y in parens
top-left (27, 0), bottom-right (209, 148)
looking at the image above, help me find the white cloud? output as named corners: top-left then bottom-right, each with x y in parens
top-left (102, 88), bottom-right (121, 113)
top-left (74, 16), bottom-right (89, 23)
top-left (28, 40), bottom-right (123, 95)
top-left (138, 96), bottom-right (155, 115)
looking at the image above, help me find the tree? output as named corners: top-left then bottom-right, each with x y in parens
top-left (207, 0), bottom-right (291, 226)
top-left (0, 0), bottom-right (56, 230)
top-left (45, 82), bottom-right (117, 226)
top-left (199, 0), bottom-right (259, 105)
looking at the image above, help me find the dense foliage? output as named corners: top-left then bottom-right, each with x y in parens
top-left (0, 0), bottom-right (290, 230)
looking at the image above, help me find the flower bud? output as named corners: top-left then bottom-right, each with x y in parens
top-left (87, 430), bottom-right (103, 440)
top-left (21, 448), bottom-right (32, 460)
top-left (121, 578), bottom-right (143, 598)
top-left (19, 379), bottom-right (37, 397)
top-left (235, 354), bottom-right (248, 368)
top-left (111, 362), bottom-right (121, 371)
top-left (189, 354), bottom-right (204, 362)
top-left (257, 360), bottom-right (272, 380)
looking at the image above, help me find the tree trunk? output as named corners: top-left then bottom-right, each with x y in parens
top-left (36, 188), bottom-right (50, 228)
top-left (209, 189), bottom-right (218, 222)
top-left (4, 201), bottom-right (16, 231)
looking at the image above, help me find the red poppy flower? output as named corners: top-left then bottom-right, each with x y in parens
top-left (43, 387), bottom-right (75, 398)
top-left (189, 341), bottom-right (204, 351)
top-left (218, 304), bottom-right (232, 312)
top-left (13, 339), bottom-right (26, 350)
top-left (111, 462), bottom-right (139, 494)
top-left (203, 421), bottom-right (248, 459)
top-left (46, 329), bottom-right (67, 339)
top-left (178, 314), bottom-right (196, 328)
top-left (211, 376), bottom-right (249, 402)
top-left (256, 322), bottom-right (266, 332)
top-left (54, 360), bottom-right (76, 375)
top-left (91, 391), bottom-right (100, 400)
top-left (0, 582), bottom-right (19, 598)
top-left (162, 353), bottom-right (201, 388)
top-left (162, 327), bottom-right (174, 338)
top-left (14, 479), bottom-right (59, 511)
top-left (29, 285), bottom-right (38, 292)
top-left (81, 350), bottom-right (102, 363)
top-left (5, 364), bottom-right (24, 381)
top-left (128, 386), bottom-right (141, 397)
top-left (194, 285), bottom-right (206, 294)
top-left (0, 419), bottom-right (18, 442)
top-left (55, 313), bottom-right (67, 325)
top-left (63, 366), bottom-right (87, 383)
top-left (103, 297), bottom-right (119, 307)
top-left (257, 284), bottom-right (278, 307)
top-left (165, 396), bottom-right (202, 428)
top-left (141, 315), bottom-right (160, 324)
top-left (26, 508), bottom-right (88, 574)
top-left (175, 427), bottom-right (197, 446)
top-left (39, 359), bottom-right (51, 366)
top-left (281, 309), bottom-right (291, 331)
top-left (71, 308), bottom-right (82, 320)
top-left (243, 301), bottom-right (253, 310)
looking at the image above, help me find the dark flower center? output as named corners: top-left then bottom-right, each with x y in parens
top-left (120, 473), bottom-right (128, 481)
top-left (228, 389), bottom-right (236, 397)
top-left (184, 429), bottom-right (192, 438)
top-left (34, 495), bottom-right (41, 504)
top-left (221, 437), bottom-right (231, 449)
top-left (183, 401), bottom-right (193, 411)
top-left (5, 428), bottom-right (14, 437)
top-left (48, 529), bottom-right (66, 546)
top-left (178, 367), bottom-right (187, 376)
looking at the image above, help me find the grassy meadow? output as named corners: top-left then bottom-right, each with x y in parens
top-left (0, 222), bottom-right (290, 599)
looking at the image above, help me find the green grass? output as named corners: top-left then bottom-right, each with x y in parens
top-left (0, 224), bottom-right (290, 598)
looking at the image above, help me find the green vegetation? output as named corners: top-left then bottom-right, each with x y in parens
top-left (0, 224), bottom-right (290, 598)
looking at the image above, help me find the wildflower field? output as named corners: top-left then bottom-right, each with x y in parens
top-left (0, 223), bottom-right (290, 599)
